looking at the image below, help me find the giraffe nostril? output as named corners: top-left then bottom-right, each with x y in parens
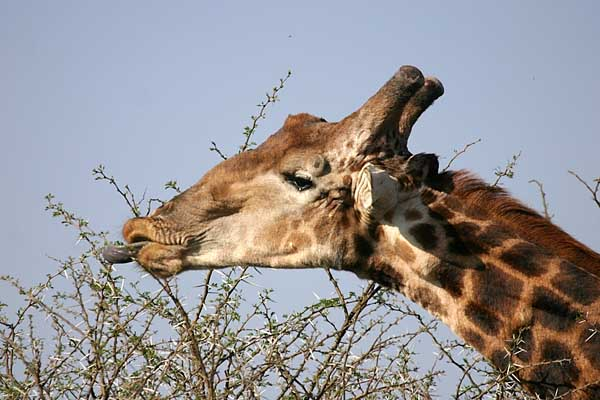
top-left (123, 217), bottom-right (155, 244)
top-left (129, 234), bottom-right (152, 244)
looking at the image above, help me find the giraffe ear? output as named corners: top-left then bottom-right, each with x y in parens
top-left (355, 163), bottom-right (400, 224)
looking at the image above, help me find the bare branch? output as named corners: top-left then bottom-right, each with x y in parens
top-left (92, 164), bottom-right (142, 217)
top-left (568, 170), bottom-right (600, 209)
top-left (209, 141), bottom-right (228, 160)
top-left (443, 138), bottom-right (482, 171)
top-left (528, 179), bottom-right (553, 219)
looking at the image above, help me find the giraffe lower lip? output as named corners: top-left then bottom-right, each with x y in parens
top-left (102, 241), bottom-right (151, 264)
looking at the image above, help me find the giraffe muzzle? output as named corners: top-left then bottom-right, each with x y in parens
top-left (102, 216), bottom-right (183, 264)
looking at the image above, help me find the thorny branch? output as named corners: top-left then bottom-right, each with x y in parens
top-left (210, 70), bottom-right (292, 159)
top-left (239, 70), bottom-right (292, 153)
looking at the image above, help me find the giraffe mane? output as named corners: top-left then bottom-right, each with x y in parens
top-left (435, 170), bottom-right (600, 278)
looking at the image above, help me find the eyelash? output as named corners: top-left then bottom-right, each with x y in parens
top-left (284, 174), bottom-right (313, 191)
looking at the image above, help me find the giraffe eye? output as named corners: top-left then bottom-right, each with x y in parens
top-left (285, 173), bottom-right (313, 191)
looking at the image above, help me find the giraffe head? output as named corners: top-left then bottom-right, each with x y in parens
top-left (103, 66), bottom-right (444, 277)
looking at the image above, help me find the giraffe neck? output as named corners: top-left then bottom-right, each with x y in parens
top-left (364, 182), bottom-right (600, 399)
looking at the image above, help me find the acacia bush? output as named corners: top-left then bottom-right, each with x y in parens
top-left (2, 75), bottom-right (597, 400)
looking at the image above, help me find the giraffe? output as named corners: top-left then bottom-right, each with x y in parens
top-left (103, 66), bottom-right (600, 399)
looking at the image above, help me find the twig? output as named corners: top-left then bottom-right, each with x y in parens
top-left (239, 70), bottom-right (292, 153)
top-left (492, 151), bottom-right (522, 186)
top-left (92, 164), bottom-right (142, 217)
top-left (209, 70), bottom-right (291, 158)
top-left (568, 170), bottom-right (600, 209)
top-left (209, 141), bottom-right (228, 160)
top-left (528, 179), bottom-right (553, 219)
top-left (443, 138), bottom-right (482, 171)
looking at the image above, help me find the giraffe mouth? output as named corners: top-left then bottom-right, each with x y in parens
top-left (102, 213), bottom-right (206, 268)
top-left (102, 216), bottom-right (185, 264)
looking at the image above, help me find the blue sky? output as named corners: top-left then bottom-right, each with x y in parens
top-left (2, 1), bottom-right (599, 395)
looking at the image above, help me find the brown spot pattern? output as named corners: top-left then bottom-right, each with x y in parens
top-left (531, 287), bottom-right (580, 332)
top-left (490, 349), bottom-right (510, 372)
top-left (338, 210), bottom-right (353, 229)
top-left (443, 224), bottom-right (471, 256)
top-left (409, 223), bottom-right (438, 251)
top-left (453, 221), bottom-right (481, 236)
top-left (500, 242), bottom-right (549, 276)
top-left (552, 261), bottom-right (600, 306)
top-left (404, 208), bottom-right (423, 221)
top-left (461, 328), bottom-right (485, 350)
top-left (513, 326), bottom-right (535, 363)
top-left (446, 222), bottom-right (508, 256)
top-left (411, 286), bottom-right (444, 317)
top-left (452, 222), bottom-right (490, 255)
top-left (429, 262), bottom-right (464, 298)
top-left (366, 268), bottom-right (399, 289)
top-left (473, 225), bottom-right (507, 248)
top-left (354, 234), bottom-right (374, 258)
top-left (472, 263), bottom-right (523, 314)
top-left (464, 301), bottom-right (501, 335)
top-left (530, 340), bottom-right (579, 396)
top-left (383, 209), bottom-right (395, 221)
